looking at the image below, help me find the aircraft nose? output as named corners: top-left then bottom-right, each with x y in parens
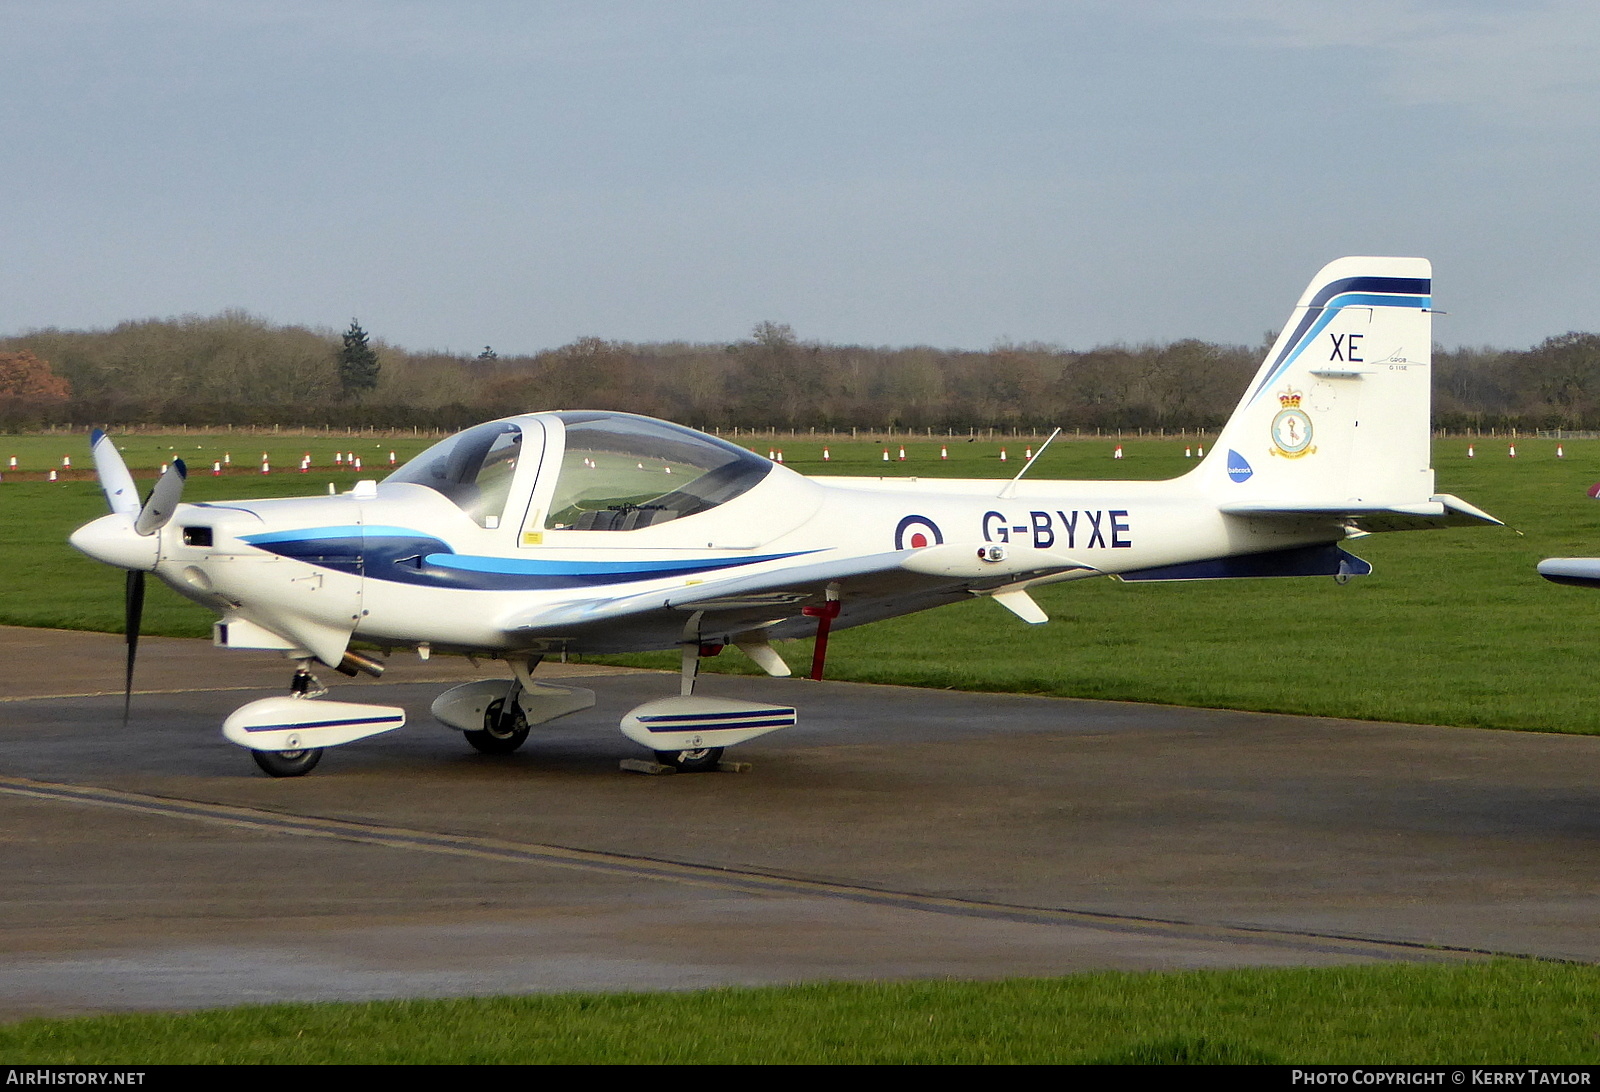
top-left (69, 513), bottom-right (161, 572)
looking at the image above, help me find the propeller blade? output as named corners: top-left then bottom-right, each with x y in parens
top-left (134, 458), bottom-right (187, 536)
top-left (123, 570), bottom-right (145, 725)
top-left (89, 429), bottom-right (140, 518)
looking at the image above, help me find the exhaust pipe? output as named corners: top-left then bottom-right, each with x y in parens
top-left (335, 649), bottom-right (386, 678)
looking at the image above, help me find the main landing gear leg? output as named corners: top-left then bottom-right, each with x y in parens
top-left (464, 655), bottom-right (540, 754)
top-left (252, 658), bottom-right (327, 778)
top-left (653, 611), bottom-right (725, 772)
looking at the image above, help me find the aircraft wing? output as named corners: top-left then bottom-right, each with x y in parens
top-left (1219, 493), bottom-right (1501, 533)
top-left (501, 544), bottom-right (1094, 643)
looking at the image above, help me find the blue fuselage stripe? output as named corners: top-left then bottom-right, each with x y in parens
top-left (238, 527), bottom-right (815, 591)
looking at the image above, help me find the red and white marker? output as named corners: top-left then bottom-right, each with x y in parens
top-left (7, 456), bottom-right (15, 470)
top-left (882, 449), bottom-right (889, 461)
top-left (822, 447), bottom-right (830, 461)
top-left (1467, 445), bottom-right (1475, 458)
top-left (61, 455), bottom-right (71, 468)
top-left (898, 447), bottom-right (906, 461)
top-left (223, 452), bottom-right (231, 465)
top-left (389, 451), bottom-right (396, 465)
top-left (48, 469), bottom-right (57, 481)
top-left (212, 461), bottom-right (222, 476)
top-left (1185, 447), bottom-right (1192, 458)
top-left (1558, 445), bottom-right (1565, 458)
top-left (999, 448), bottom-right (1007, 461)
top-left (1509, 444), bottom-right (1517, 458)
top-left (261, 458), bottom-right (270, 474)
top-left (940, 446), bottom-right (947, 460)
top-left (1113, 445), bottom-right (1124, 459)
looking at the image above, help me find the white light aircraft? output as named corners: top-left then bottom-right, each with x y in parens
top-left (70, 257), bottom-right (1499, 777)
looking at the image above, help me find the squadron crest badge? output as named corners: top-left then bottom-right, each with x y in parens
top-left (1269, 387), bottom-right (1315, 458)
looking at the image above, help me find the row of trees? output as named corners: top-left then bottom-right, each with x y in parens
top-left (3, 312), bottom-right (1600, 431)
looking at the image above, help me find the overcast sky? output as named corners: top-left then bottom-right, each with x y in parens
top-left (3, 1), bottom-right (1597, 354)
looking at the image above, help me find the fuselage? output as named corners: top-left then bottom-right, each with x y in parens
top-left (101, 412), bottom-right (1338, 665)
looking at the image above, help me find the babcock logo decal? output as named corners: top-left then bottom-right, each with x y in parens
top-left (895, 515), bottom-right (944, 550)
top-left (1227, 450), bottom-right (1253, 483)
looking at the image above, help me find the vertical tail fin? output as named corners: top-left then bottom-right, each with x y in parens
top-left (1202, 257), bottom-right (1434, 508)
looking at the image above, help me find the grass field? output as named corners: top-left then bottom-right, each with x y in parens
top-left (1, 961), bottom-right (1596, 1064)
top-left (6, 429), bottom-right (1599, 734)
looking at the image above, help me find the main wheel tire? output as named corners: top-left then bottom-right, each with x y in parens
top-left (251, 747), bottom-right (323, 778)
top-left (465, 698), bottom-right (530, 754)
top-left (653, 746), bottom-right (724, 773)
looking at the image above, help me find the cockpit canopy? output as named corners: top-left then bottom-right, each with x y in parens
top-left (384, 419), bottom-right (524, 528)
top-left (384, 412), bottom-right (772, 533)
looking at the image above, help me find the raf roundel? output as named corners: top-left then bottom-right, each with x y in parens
top-left (894, 514), bottom-right (944, 551)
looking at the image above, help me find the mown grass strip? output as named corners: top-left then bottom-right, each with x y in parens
top-left (2, 962), bottom-right (1597, 1064)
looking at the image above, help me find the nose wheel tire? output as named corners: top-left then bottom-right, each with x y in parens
top-left (653, 747), bottom-right (724, 772)
top-left (465, 698), bottom-right (531, 754)
top-left (251, 747), bottom-right (324, 778)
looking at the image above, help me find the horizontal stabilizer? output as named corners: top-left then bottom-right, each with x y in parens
top-left (1537, 558), bottom-right (1600, 589)
top-left (1120, 544), bottom-right (1371, 582)
top-left (1219, 493), bottom-right (1501, 533)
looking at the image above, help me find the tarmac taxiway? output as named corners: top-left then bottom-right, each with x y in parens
top-left (1, 625), bottom-right (1597, 1020)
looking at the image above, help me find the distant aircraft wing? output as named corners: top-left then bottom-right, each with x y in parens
top-left (1537, 558), bottom-right (1600, 589)
top-left (1219, 493), bottom-right (1501, 533)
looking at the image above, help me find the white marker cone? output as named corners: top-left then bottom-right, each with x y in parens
top-left (335, 452), bottom-right (343, 465)
top-left (1000, 448), bottom-right (1007, 461)
top-left (1468, 445), bottom-right (1475, 458)
top-left (261, 459), bottom-right (270, 474)
top-left (940, 446), bottom-right (948, 459)
top-left (212, 461), bottom-right (221, 476)
top-left (898, 447), bottom-right (906, 460)
top-left (7, 457), bottom-right (15, 469)
top-left (1509, 444), bottom-right (1517, 458)
top-left (882, 449), bottom-right (889, 461)
top-left (776, 451), bottom-right (783, 463)
top-left (223, 452), bottom-right (231, 465)
top-left (1114, 445), bottom-right (1123, 459)
top-left (823, 447), bottom-right (830, 461)
top-left (354, 457), bottom-right (362, 471)
top-left (62, 455), bottom-right (71, 468)
top-left (1197, 446), bottom-right (1204, 457)
top-left (389, 451), bottom-right (396, 464)
top-left (48, 469), bottom-right (57, 481)
top-left (1558, 445), bottom-right (1565, 458)
top-left (1185, 447), bottom-right (1192, 458)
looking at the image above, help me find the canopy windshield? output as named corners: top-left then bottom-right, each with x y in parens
top-left (384, 421), bottom-right (524, 528)
top-left (544, 413), bottom-right (771, 531)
